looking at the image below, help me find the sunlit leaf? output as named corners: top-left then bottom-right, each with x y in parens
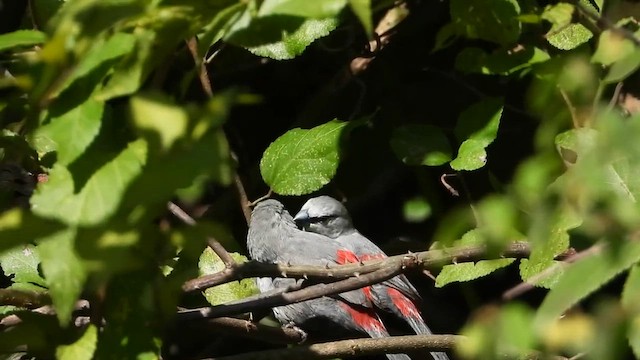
top-left (199, 248), bottom-right (258, 305)
top-left (260, 120), bottom-right (348, 195)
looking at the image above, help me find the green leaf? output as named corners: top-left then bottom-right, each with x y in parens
top-left (348, 0), bottom-right (372, 35)
top-left (390, 125), bottom-right (452, 166)
top-left (434, 229), bottom-right (516, 287)
top-left (450, 0), bottom-right (521, 46)
top-left (0, 209), bottom-right (64, 253)
top-left (0, 245), bottom-right (46, 287)
top-left (130, 94), bottom-right (189, 151)
top-left (623, 265), bottom-right (640, 358)
top-left (38, 228), bottom-right (86, 325)
top-left (450, 139), bottom-right (488, 171)
top-left (436, 258), bottom-right (515, 287)
top-left (98, 11), bottom-right (194, 99)
top-left (227, 15), bottom-right (339, 60)
top-left (603, 49), bottom-right (640, 84)
top-left (450, 98), bottom-right (503, 171)
top-left (455, 46), bottom-right (550, 75)
top-left (56, 324), bottom-right (98, 360)
top-left (264, 0), bottom-right (347, 19)
top-left (534, 241), bottom-right (640, 329)
top-left (198, 2), bottom-right (247, 56)
top-left (592, 30), bottom-right (637, 66)
top-left (454, 98), bottom-right (504, 144)
top-left (34, 99), bottom-right (104, 165)
top-left (542, 3), bottom-right (593, 50)
top-left (0, 30), bottom-right (46, 52)
top-left (260, 120), bottom-right (348, 195)
top-left (52, 32), bottom-right (136, 99)
top-left (30, 139), bottom-right (148, 226)
top-left (199, 248), bottom-right (258, 305)
top-left (403, 197), bottom-right (432, 223)
top-left (460, 303), bottom-right (535, 358)
top-left (519, 208), bottom-right (580, 288)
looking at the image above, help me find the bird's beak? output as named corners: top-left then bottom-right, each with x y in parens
top-left (293, 209), bottom-right (310, 224)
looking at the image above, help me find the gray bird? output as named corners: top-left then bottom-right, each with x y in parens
top-left (247, 199), bottom-right (411, 360)
top-left (294, 196), bottom-right (450, 360)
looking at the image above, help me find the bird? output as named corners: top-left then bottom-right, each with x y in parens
top-left (247, 199), bottom-right (411, 360)
top-left (294, 195), bottom-right (450, 360)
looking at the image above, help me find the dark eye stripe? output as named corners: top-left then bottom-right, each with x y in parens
top-left (309, 215), bottom-right (336, 223)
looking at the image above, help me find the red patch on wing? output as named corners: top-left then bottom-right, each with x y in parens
top-left (336, 249), bottom-right (359, 264)
top-left (387, 287), bottom-right (421, 318)
top-left (336, 249), bottom-right (374, 302)
top-left (339, 303), bottom-right (386, 332)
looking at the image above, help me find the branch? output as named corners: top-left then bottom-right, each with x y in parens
top-left (0, 289), bottom-right (50, 308)
top-left (183, 242), bottom-right (562, 293)
top-left (185, 37), bottom-right (253, 225)
top-left (167, 201), bottom-right (236, 268)
top-left (179, 262), bottom-right (405, 320)
top-left (207, 334), bottom-right (463, 360)
top-left (189, 317), bottom-right (306, 345)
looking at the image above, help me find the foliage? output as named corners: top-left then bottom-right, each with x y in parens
top-left (1, 0), bottom-right (640, 359)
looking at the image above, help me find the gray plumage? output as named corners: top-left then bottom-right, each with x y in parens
top-left (247, 199), bottom-right (410, 360)
top-left (294, 196), bottom-right (451, 360)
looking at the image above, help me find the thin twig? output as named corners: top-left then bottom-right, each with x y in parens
top-left (501, 243), bottom-right (603, 301)
top-left (559, 87), bottom-right (580, 128)
top-left (608, 82), bottom-right (623, 112)
top-left (185, 37), bottom-right (253, 225)
top-left (167, 201), bottom-right (236, 268)
top-left (440, 174), bottom-right (460, 197)
top-left (207, 334), bottom-right (463, 360)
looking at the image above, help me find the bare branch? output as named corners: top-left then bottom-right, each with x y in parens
top-left (167, 201), bottom-right (236, 268)
top-left (207, 334), bottom-right (462, 360)
top-left (183, 242), bottom-right (554, 293)
top-left (0, 288), bottom-right (50, 308)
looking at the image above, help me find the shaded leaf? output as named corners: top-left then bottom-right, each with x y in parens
top-left (38, 228), bottom-right (86, 325)
top-left (534, 241), bottom-right (640, 329)
top-left (34, 98), bottom-right (104, 165)
top-left (450, 0), bottom-right (521, 46)
top-left (0, 30), bottom-right (46, 52)
top-left (592, 30), bottom-right (636, 66)
top-left (390, 124), bottom-right (452, 166)
top-left (56, 324), bottom-right (98, 360)
top-left (455, 46), bottom-right (550, 75)
top-left (260, 120), bottom-right (348, 195)
top-left (30, 139), bottom-right (148, 226)
top-left (0, 209), bottom-right (64, 253)
top-left (265, 0), bottom-right (347, 19)
top-left (623, 265), bottom-right (640, 358)
top-left (403, 197), bottom-right (432, 223)
top-left (348, 0), bottom-right (372, 35)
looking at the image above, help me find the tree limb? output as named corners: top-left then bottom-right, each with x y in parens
top-left (207, 334), bottom-right (462, 360)
top-left (183, 242), bottom-right (574, 293)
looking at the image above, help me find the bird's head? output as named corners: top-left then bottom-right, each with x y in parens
top-left (293, 196), bottom-right (354, 238)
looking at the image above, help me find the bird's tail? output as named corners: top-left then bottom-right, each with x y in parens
top-left (387, 288), bottom-right (451, 360)
top-left (339, 303), bottom-right (411, 360)
top-left (364, 322), bottom-right (412, 360)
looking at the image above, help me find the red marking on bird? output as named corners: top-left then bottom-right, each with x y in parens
top-left (336, 249), bottom-right (359, 264)
top-left (336, 249), bottom-right (375, 302)
top-left (338, 303), bottom-right (385, 332)
top-left (387, 287), bottom-right (420, 318)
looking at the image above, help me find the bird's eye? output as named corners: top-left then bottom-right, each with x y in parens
top-left (310, 215), bottom-right (335, 224)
